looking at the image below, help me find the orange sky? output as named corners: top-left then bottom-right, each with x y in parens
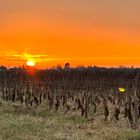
top-left (0, 0), bottom-right (140, 68)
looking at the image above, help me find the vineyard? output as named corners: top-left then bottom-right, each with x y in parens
top-left (0, 66), bottom-right (140, 139)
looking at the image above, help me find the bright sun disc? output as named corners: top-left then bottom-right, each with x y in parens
top-left (26, 60), bottom-right (36, 67)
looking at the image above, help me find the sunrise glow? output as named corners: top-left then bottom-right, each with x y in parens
top-left (26, 60), bottom-right (36, 67)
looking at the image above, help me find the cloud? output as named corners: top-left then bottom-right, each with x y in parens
top-left (0, 52), bottom-right (49, 63)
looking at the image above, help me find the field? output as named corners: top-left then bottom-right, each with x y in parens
top-left (0, 66), bottom-right (140, 140)
top-left (0, 101), bottom-right (140, 140)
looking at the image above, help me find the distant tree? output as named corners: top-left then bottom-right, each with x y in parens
top-left (56, 65), bottom-right (62, 70)
top-left (119, 65), bottom-right (126, 69)
top-left (64, 63), bottom-right (70, 69)
top-left (0, 66), bottom-right (7, 71)
top-left (76, 65), bottom-right (85, 70)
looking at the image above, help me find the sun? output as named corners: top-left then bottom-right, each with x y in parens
top-left (26, 60), bottom-right (36, 67)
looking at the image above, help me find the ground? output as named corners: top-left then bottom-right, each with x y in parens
top-left (0, 102), bottom-right (140, 140)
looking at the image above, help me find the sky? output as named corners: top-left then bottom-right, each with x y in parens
top-left (0, 0), bottom-right (140, 68)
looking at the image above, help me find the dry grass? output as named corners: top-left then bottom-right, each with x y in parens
top-left (0, 102), bottom-right (139, 140)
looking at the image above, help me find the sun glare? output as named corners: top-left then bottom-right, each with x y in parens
top-left (118, 87), bottom-right (126, 93)
top-left (26, 60), bottom-right (36, 67)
